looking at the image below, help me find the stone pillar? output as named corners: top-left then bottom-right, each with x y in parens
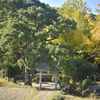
top-left (55, 73), bottom-right (58, 90)
top-left (94, 74), bottom-right (96, 84)
top-left (39, 71), bottom-right (42, 90)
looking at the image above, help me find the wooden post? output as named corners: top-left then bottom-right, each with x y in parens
top-left (55, 73), bottom-right (58, 90)
top-left (39, 71), bottom-right (42, 90)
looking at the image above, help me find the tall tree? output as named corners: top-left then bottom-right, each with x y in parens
top-left (58, 0), bottom-right (91, 51)
top-left (85, 10), bottom-right (100, 74)
top-left (53, 0), bottom-right (95, 84)
top-left (1, 0), bottom-right (75, 85)
top-left (0, 0), bottom-right (60, 85)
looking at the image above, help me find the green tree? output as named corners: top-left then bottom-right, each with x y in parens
top-left (0, 0), bottom-right (64, 85)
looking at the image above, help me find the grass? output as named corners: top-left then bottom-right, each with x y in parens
top-left (0, 77), bottom-right (41, 100)
top-left (25, 88), bottom-right (40, 100)
top-left (46, 91), bottom-right (59, 100)
top-left (0, 77), bottom-right (100, 100)
top-left (34, 91), bottom-right (46, 100)
top-left (47, 91), bottom-right (100, 100)
top-left (0, 77), bottom-right (25, 88)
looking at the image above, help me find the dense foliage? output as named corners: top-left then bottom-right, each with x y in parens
top-left (0, 1), bottom-right (100, 96)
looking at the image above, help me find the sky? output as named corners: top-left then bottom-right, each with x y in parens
top-left (39, 0), bottom-right (100, 14)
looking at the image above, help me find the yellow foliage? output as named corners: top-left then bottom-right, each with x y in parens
top-left (52, 39), bottom-right (59, 44)
top-left (59, 29), bottom-right (87, 50)
top-left (46, 37), bottom-right (59, 44)
top-left (69, 78), bottom-right (74, 84)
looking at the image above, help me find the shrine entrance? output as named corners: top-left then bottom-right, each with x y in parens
top-left (36, 61), bottom-right (59, 90)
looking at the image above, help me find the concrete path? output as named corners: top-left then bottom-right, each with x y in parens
top-left (42, 91), bottom-right (52, 100)
top-left (32, 82), bottom-right (59, 90)
top-left (19, 81), bottom-right (59, 100)
top-left (31, 91), bottom-right (45, 100)
top-left (31, 91), bottom-right (52, 100)
top-left (31, 82), bottom-right (58, 100)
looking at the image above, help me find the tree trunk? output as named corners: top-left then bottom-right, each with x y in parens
top-left (24, 68), bottom-right (33, 86)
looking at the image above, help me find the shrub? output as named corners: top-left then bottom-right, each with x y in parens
top-left (72, 59), bottom-right (94, 81)
top-left (61, 58), bottom-right (94, 82)
top-left (81, 89), bottom-right (90, 97)
top-left (60, 78), bottom-right (93, 97)
top-left (59, 77), bottom-right (70, 89)
top-left (53, 95), bottom-right (65, 100)
top-left (32, 76), bottom-right (39, 83)
top-left (90, 92), bottom-right (99, 99)
top-left (82, 79), bottom-right (93, 89)
top-left (61, 84), bottom-right (79, 95)
top-left (0, 68), bottom-right (8, 78)
top-left (9, 78), bottom-right (17, 83)
top-left (51, 76), bottom-right (55, 82)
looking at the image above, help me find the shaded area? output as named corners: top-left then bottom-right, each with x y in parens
top-left (32, 82), bottom-right (59, 91)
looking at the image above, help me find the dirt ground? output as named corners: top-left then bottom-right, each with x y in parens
top-left (19, 81), bottom-right (59, 90)
top-left (0, 82), bottom-right (57, 100)
top-left (0, 87), bottom-right (29, 100)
